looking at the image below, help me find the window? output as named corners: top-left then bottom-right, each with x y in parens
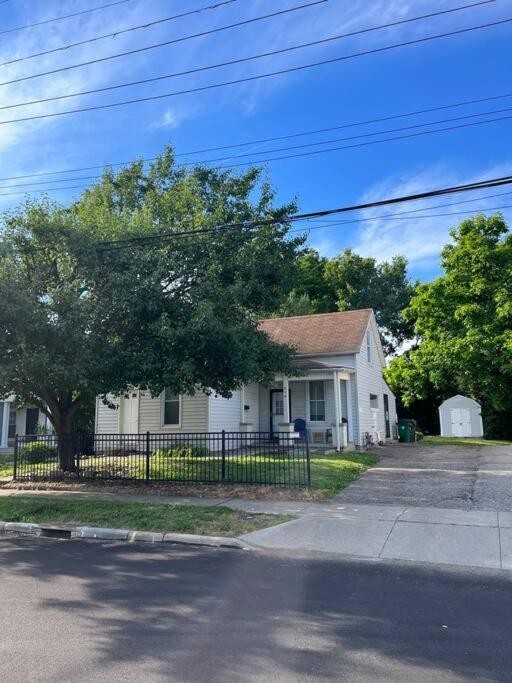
top-left (163, 389), bottom-right (180, 426)
top-left (309, 381), bottom-right (325, 422)
top-left (367, 330), bottom-right (372, 363)
top-left (25, 407), bottom-right (39, 435)
top-left (8, 407), bottom-right (16, 439)
top-left (370, 394), bottom-right (379, 410)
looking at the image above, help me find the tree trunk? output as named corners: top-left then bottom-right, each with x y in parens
top-left (54, 413), bottom-right (76, 472)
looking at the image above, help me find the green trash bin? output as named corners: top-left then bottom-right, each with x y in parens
top-left (398, 419), bottom-right (415, 443)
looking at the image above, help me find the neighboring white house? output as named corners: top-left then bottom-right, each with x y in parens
top-left (439, 395), bottom-right (484, 438)
top-left (95, 309), bottom-right (398, 449)
top-left (0, 397), bottom-right (49, 452)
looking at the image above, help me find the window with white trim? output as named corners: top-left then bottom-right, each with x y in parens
top-left (370, 393), bottom-right (379, 409)
top-left (163, 389), bottom-right (180, 426)
top-left (367, 330), bottom-right (372, 363)
top-left (309, 381), bottom-right (325, 422)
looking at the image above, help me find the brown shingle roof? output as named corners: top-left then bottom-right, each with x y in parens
top-left (259, 309), bottom-right (373, 355)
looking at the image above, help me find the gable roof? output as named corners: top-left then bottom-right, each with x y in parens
top-left (259, 309), bottom-right (373, 355)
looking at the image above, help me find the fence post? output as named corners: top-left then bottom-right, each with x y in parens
top-left (221, 430), bottom-right (226, 483)
top-left (13, 433), bottom-right (18, 480)
top-left (305, 430), bottom-right (312, 489)
top-left (146, 431), bottom-right (151, 481)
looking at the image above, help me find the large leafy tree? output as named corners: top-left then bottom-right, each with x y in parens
top-left (385, 213), bottom-right (512, 437)
top-left (0, 149), bottom-right (303, 468)
top-left (278, 247), bottom-right (415, 354)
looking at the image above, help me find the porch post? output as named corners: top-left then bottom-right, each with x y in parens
top-left (346, 376), bottom-right (354, 443)
top-left (239, 385), bottom-right (245, 424)
top-left (333, 371), bottom-right (342, 450)
top-left (0, 401), bottom-right (9, 448)
top-left (282, 376), bottom-right (290, 425)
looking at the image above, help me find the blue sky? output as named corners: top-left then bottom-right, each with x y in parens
top-left (0, 0), bottom-right (510, 281)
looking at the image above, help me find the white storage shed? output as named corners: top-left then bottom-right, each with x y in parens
top-left (438, 395), bottom-right (484, 438)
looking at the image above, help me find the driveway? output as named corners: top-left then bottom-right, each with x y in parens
top-left (335, 443), bottom-right (512, 511)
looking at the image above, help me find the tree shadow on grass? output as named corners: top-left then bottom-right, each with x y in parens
top-left (1, 537), bottom-right (511, 681)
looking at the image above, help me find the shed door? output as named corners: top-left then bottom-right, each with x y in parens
top-left (450, 408), bottom-right (472, 437)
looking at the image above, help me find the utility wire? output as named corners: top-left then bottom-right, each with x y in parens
top-left (96, 175), bottom-right (512, 250)
top-left (292, 203), bottom-right (512, 233)
top-left (0, 1), bottom-right (499, 93)
top-left (2, 105), bottom-right (512, 191)
top-left (0, 15), bottom-right (509, 128)
top-left (0, 0), bottom-right (136, 37)
top-left (1, 90), bottom-right (511, 183)
top-left (296, 189), bottom-right (512, 229)
top-left (0, 0), bottom-right (315, 70)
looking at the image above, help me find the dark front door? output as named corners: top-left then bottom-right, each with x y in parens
top-left (25, 408), bottom-right (39, 435)
top-left (383, 394), bottom-right (391, 439)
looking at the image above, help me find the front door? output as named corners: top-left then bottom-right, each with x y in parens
top-left (270, 390), bottom-right (284, 436)
top-left (450, 408), bottom-right (472, 437)
top-left (121, 391), bottom-right (139, 434)
top-left (383, 394), bottom-right (391, 439)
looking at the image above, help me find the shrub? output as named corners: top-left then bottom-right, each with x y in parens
top-left (415, 430), bottom-right (424, 441)
top-left (154, 445), bottom-right (210, 459)
top-left (19, 441), bottom-right (57, 464)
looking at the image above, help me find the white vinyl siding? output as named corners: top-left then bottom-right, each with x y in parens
top-left (242, 384), bottom-right (260, 428)
top-left (208, 391), bottom-right (241, 432)
top-left (355, 321), bottom-right (397, 445)
top-left (139, 391), bottom-right (208, 432)
top-left (95, 396), bottom-right (120, 434)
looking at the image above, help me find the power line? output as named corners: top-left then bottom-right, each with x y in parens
top-left (0, 15), bottom-right (509, 128)
top-left (295, 189), bottom-right (512, 230)
top-left (207, 112), bottom-right (512, 170)
top-left (293, 203), bottom-right (512, 233)
top-left (180, 106), bottom-right (512, 165)
top-left (2, 105), bottom-right (512, 192)
top-left (96, 175), bottom-right (512, 250)
top-left (0, 0), bottom-right (492, 89)
top-left (0, 0), bottom-right (136, 37)
top-left (1, 89), bottom-right (511, 184)
top-left (0, 0), bottom-right (315, 70)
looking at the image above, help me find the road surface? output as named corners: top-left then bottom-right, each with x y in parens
top-left (1, 536), bottom-right (511, 682)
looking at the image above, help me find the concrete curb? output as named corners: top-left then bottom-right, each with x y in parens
top-left (0, 520), bottom-right (248, 549)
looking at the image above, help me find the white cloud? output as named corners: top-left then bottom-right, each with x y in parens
top-left (351, 162), bottom-right (512, 265)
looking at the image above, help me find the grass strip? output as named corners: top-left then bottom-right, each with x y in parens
top-left (0, 497), bottom-right (292, 536)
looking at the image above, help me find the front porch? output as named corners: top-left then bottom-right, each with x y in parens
top-left (252, 365), bottom-right (356, 451)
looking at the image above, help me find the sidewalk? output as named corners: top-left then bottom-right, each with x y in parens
top-left (1, 488), bottom-right (511, 570)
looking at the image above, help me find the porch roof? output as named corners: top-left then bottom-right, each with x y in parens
top-left (291, 359), bottom-right (354, 372)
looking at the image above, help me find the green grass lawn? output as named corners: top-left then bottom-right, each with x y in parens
top-left (309, 451), bottom-right (378, 497)
top-left (423, 436), bottom-right (512, 447)
top-left (3, 450), bottom-right (379, 499)
top-left (0, 496), bottom-right (292, 536)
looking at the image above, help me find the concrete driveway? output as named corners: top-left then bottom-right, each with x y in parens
top-left (335, 443), bottom-right (512, 511)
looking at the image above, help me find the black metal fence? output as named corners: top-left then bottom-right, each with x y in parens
top-left (13, 431), bottom-right (311, 488)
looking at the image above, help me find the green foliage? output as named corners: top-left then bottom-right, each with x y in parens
top-left (153, 445), bottom-right (210, 459)
top-left (385, 213), bottom-right (512, 438)
top-left (19, 441), bottom-right (56, 464)
top-left (0, 147), bottom-right (304, 451)
top-left (277, 248), bottom-right (416, 354)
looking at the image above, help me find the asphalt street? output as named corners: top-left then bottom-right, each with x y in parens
top-left (1, 536), bottom-right (511, 682)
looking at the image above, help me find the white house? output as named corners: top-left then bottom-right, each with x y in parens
top-left (95, 309), bottom-right (398, 449)
top-left (439, 395), bottom-right (484, 438)
top-left (0, 398), bottom-right (49, 452)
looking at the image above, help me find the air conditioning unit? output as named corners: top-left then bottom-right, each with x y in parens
top-left (310, 430), bottom-right (327, 445)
